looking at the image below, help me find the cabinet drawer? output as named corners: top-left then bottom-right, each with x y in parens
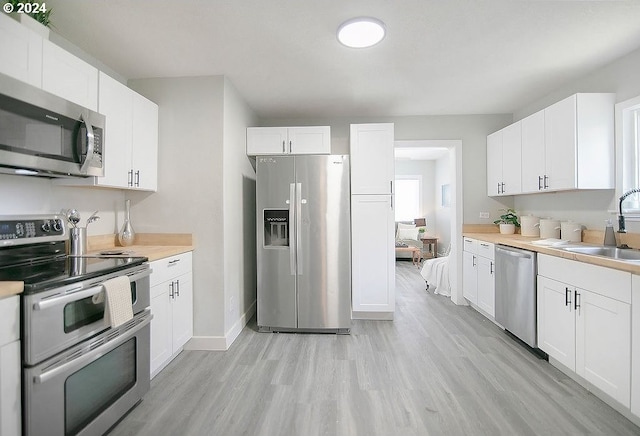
top-left (150, 252), bottom-right (193, 287)
top-left (538, 254), bottom-right (631, 303)
top-left (463, 237), bottom-right (477, 254)
top-left (477, 241), bottom-right (495, 260)
top-left (0, 295), bottom-right (19, 346)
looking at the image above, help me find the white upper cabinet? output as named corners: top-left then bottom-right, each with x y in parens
top-left (59, 73), bottom-right (159, 191)
top-left (0, 13), bottom-right (42, 87)
top-left (486, 122), bottom-right (522, 196)
top-left (246, 126), bottom-right (330, 155)
top-left (521, 110), bottom-right (546, 193)
top-left (42, 39), bottom-right (98, 111)
top-left (97, 72), bottom-right (133, 188)
top-left (488, 93), bottom-right (615, 195)
top-left (350, 123), bottom-right (395, 195)
top-left (132, 92), bottom-right (159, 191)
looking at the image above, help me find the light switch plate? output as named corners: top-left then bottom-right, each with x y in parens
top-left (479, 212), bottom-right (490, 219)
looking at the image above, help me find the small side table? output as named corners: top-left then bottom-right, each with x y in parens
top-left (420, 237), bottom-right (438, 259)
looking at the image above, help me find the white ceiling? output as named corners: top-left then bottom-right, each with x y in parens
top-left (45, 0), bottom-right (640, 119)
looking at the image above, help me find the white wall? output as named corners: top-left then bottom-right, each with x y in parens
top-left (222, 77), bottom-right (258, 340)
top-left (512, 47), bottom-right (640, 231)
top-left (128, 75), bottom-right (258, 349)
top-left (394, 160), bottom-right (435, 226)
top-left (434, 152), bottom-right (451, 250)
top-left (127, 76), bottom-right (226, 339)
top-left (0, 174), bottom-right (125, 236)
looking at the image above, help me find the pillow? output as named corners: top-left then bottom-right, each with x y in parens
top-left (397, 223), bottom-right (416, 229)
top-left (397, 227), bottom-right (419, 241)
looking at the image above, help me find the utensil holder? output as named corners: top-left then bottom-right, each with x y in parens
top-left (70, 227), bottom-right (87, 256)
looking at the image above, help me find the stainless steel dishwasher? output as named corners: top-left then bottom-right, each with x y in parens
top-left (495, 245), bottom-right (538, 348)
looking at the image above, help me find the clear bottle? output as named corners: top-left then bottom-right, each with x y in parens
top-left (118, 199), bottom-right (135, 246)
top-left (603, 219), bottom-right (616, 247)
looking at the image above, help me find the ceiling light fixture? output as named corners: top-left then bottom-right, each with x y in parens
top-left (337, 17), bottom-right (386, 48)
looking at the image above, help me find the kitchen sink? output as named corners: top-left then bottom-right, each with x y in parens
top-left (560, 246), bottom-right (640, 261)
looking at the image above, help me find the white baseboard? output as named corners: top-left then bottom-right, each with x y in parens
top-left (351, 311), bottom-right (394, 320)
top-left (184, 300), bottom-right (256, 351)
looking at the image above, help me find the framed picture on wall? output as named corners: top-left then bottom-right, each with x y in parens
top-left (441, 184), bottom-right (450, 207)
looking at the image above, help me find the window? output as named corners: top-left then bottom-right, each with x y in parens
top-left (394, 176), bottom-right (421, 221)
top-left (617, 96), bottom-right (640, 214)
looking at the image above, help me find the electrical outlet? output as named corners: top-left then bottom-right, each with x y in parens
top-left (229, 296), bottom-right (235, 313)
top-left (479, 212), bottom-right (490, 219)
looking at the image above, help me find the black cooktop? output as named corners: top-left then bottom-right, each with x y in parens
top-left (0, 241), bottom-right (147, 294)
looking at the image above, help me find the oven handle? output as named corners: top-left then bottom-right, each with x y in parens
top-left (33, 312), bottom-right (152, 385)
top-left (32, 267), bottom-right (152, 311)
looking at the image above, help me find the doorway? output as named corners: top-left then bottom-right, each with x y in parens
top-left (394, 140), bottom-right (464, 305)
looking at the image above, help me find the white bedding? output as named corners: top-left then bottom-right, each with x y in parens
top-left (420, 256), bottom-right (450, 296)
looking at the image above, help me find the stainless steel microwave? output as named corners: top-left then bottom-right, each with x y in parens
top-left (0, 73), bottom-right (105, 178)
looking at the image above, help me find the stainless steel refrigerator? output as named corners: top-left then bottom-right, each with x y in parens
top-left (256, 154), bottom-right (351, 333)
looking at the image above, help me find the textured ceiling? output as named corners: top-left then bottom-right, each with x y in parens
top-left (44, 0), bottom-right (640, 118)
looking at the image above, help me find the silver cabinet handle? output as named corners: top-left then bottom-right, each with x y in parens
top-left (175, 279), bottom-right (180, 297)
top-left (169, 281), bottom-right (175, 299)
top-left (538, 176), bottom-right (543, 190)
top-left (128, 169), bottom-right (134, 187)
top-left (168, 259), bottom-right (181, 266)
top-left (282, 140), bottom-right (286, 153)
top-left (543, 175), bottom-right (549, 189)
top-left (490, 262), bottom-right (494, 274)
top-left (472, 255), bottom-right (476, 267)
top-left (289, 140), bottom-right (292, 153)
top-left (574, 290), bottom-right (581, 312)
top-left (135, 170), bottom-right (140, 187)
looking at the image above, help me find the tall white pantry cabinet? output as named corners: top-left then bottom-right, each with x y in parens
top-left (350, 123), bottom-right (395, 320)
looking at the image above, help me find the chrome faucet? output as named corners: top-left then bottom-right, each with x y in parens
top-left (618, 188), bottom-right (640, 233)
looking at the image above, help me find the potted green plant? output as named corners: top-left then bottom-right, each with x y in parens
top-left (493, 208), bottom-right (520, 235)
top-left (418, 227), bottom-right (426, 239)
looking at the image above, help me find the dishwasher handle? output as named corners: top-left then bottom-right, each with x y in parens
top-left (495, 244), bottom-right (534, 260)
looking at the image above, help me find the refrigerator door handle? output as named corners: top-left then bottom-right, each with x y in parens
top-left (296, 182), bottom-right (303, 275)
top-left (289, 183), bottom-right (296, 276)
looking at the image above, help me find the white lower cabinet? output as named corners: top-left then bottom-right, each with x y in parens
top-left (631, 275), bottom-right (640, 419)
top-left (150, 252), bottom-right (193, 378)
top-left (537, 254), bottom-right (631, 407)
top-left (0, 295), bottom-right (20, 436)
top-left (351, 194), bottom-right (395, 318)
top-left (462, 238), bottom-right (495, 318)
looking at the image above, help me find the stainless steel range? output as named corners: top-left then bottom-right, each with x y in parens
top-left (0, 214), bottom-right (152, 436)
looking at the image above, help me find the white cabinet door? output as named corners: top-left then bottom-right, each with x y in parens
top-left (631, 275), bottom-right (640, 418)
top-left (247, 127), bottom-right (288, 155)
top-left (537, 275), bottom-right (576, 370)
top-left (477, 256), bottom-right (495, 317)
top-left (545, 95), bottom-right (576, 191)
top-left (150, 282), bottom-right (172, 378)
top-left (42, 40), bottom-right (98, 111)
top-left (521, 110), bottom-right (545, 193)
top-left (462, 251), bottom-right (478, 304)
top-left (172, 273), bottom-right (193, 351)
top-left (0, 13), bottom-right (42, 87)
top-left (486, 131), bottom-right (502, 196)
top-left (246, 126), bottom-right (330, 155)
top-left (132, 92), bottom-right (159, 191)
top-left (576, 288), bottom-right (631, 407)
top-left (501, 121), bottom-right (522, 195)
top-left (350, 123), bottom-right (395, 195)
top-left (288, 126), bottom-right (330, 154)
top-left (351, 195), bottom-right (395, 315)
top-left (0, 340), bottom-right (21, 436)
top-left (97, 72), bottom-right (132, 188)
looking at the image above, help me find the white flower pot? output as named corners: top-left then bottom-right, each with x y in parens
top-left (499, 223), bottom-right (516, 235)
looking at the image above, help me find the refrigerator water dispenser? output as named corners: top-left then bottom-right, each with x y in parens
top-left (263, 209), bottom-right (289, 247)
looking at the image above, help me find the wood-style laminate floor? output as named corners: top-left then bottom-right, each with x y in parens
top-left (110, 261), bottom-right (640, 435)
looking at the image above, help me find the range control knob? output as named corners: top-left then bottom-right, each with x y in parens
top-left (41, 220), bottom-right (51, 233)
top-left (15, 223), bottom-right (24, 237)
top-left (52, 219), bottom-right (63, 232)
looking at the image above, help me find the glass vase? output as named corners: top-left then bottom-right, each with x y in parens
top-left (118, 199), bottom-right (135, 246)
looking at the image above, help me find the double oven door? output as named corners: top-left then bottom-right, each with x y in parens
top-left (22, 263), bottom-right (152, 436)
top-left (22, 264), bottom-right (150, 366)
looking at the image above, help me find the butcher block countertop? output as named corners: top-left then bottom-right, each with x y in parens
top-left (0, 281), bottom-right (23, 298)
top-left (87, 233), bottom-right (194, 262)
top-left (463, 228), bottom-right (640, 275)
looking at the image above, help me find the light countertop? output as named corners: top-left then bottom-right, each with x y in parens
top-left (463, 232), bottom-right (640, 275)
